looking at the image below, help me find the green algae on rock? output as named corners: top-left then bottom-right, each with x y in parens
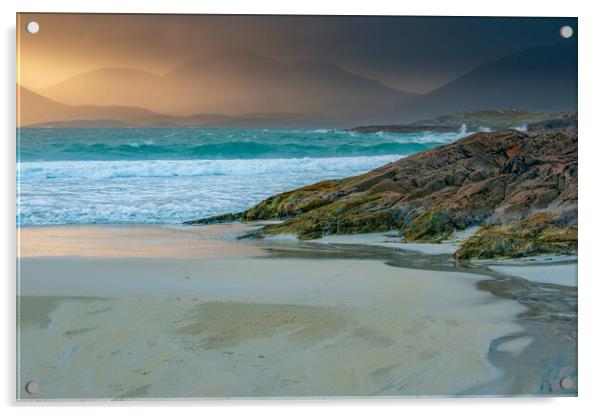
top-left (258, 192), bottom-right (400, 240)
top-left (454, 213), bottom-right (577, 260)
top-left (402, 209), bottom-right (456, 243)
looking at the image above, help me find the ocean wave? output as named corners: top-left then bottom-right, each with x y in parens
top-left (17, 128), bottom-right (463, 162)
top-left (17, 155), bottom-right (404, 226)
top-left (20, 140), bottom-right (440, 161)
top-left (18, 155), bottom-right (403, 182)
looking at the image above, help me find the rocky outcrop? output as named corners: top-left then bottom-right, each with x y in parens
top-left (527, 113), bottom-right (577, 132)
top-left (187, 128), bottom-right (577, 260)
top-left (350, 110), bottom-right (575, 134)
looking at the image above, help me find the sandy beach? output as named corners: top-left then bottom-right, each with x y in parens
top-left (17, 224), bottom-right (577, 399)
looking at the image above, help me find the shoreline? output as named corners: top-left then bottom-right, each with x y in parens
top-left (17, 224), bottom-right (577, 399)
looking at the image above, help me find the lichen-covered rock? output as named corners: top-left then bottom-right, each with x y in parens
top-left (454, 213), bottom-right (577, 260)
top-left (244, 180), bottom-right (340, 221)
top-left (402, 210), bottom-right (455, 242)
top-left (259, 192), bottom-right (400, 240)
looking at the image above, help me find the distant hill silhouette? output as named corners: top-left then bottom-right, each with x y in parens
top-left (25, 44), bottom-right (577, 127)
top-left (18, 86), bottom-right (166, 127)
top-left (397, 43), bottom-right (577, 122)
top-left (18, 87), bottom-right (334, 128)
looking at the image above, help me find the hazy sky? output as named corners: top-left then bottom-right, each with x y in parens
top-left (17, 13), bottom-right (577, 93)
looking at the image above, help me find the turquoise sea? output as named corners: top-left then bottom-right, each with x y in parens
top-left (17, 128), bottom-right (465, 226)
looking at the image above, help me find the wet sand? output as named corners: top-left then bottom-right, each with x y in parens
top-left (17, 225), bottom-right (577, 399)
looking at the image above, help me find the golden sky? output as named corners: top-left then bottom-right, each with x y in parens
top-left (17, 13), bottom-right (576, 93)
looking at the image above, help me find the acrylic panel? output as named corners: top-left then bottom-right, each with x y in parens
top-left (16, 13), bottom-right (578, 400)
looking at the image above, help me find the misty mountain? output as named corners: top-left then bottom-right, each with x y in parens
top-left (28, 44), bottom-right (577, 127)
top-left (38, 50), bottom-right (418, 124)
top-left (18, 87), bottom-right (237, 127)
top-left (17, 86), bottom-right (168, 127)
top-left (396, 43), bottom-right (577, 122)
top-left (36, 68), bottom-right (163, 109)
top-left (18, 87), bottom-right (335, 128)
